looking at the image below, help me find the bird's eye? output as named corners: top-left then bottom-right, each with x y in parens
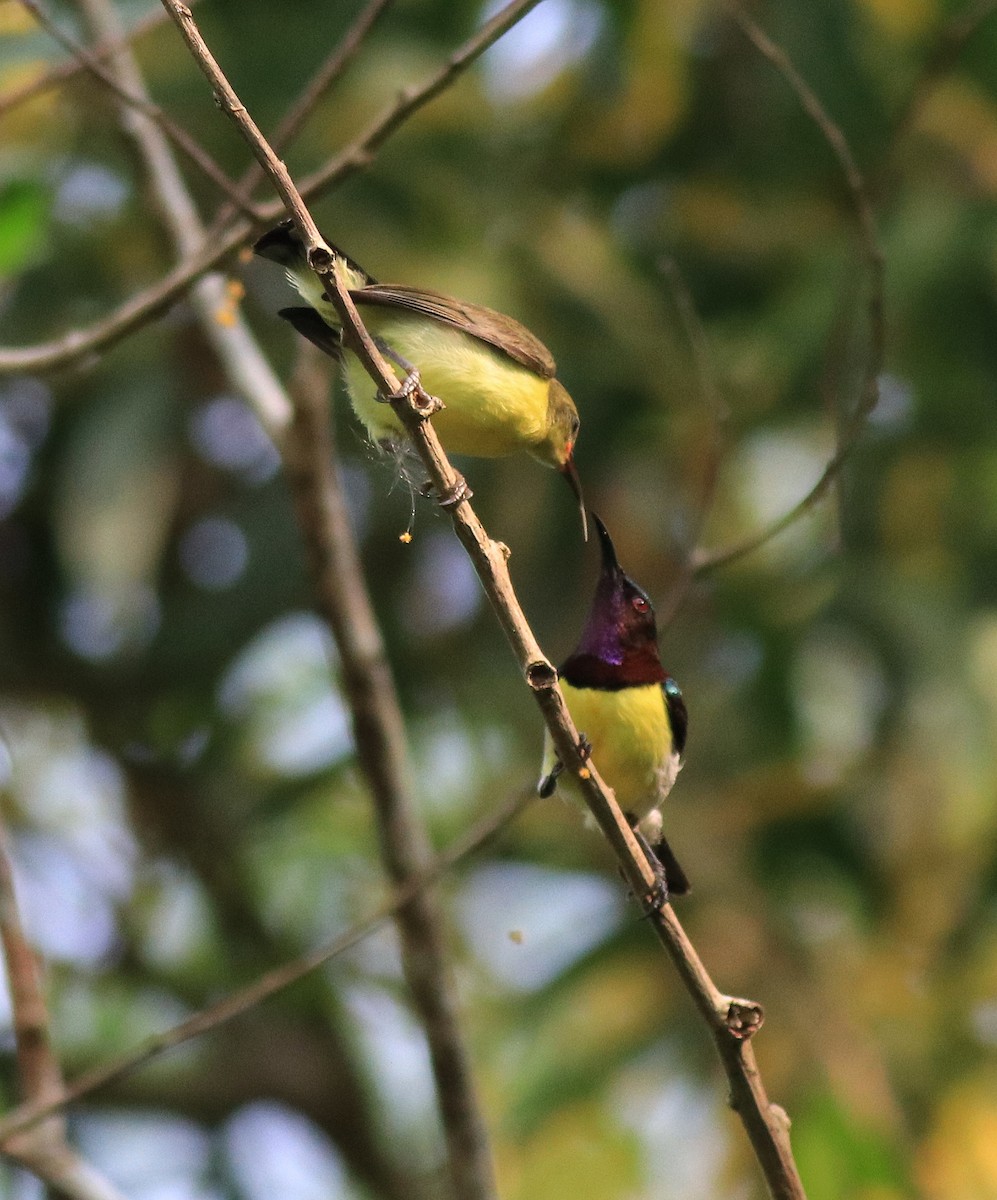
top-left (632, 596), bottom-right (649, 613)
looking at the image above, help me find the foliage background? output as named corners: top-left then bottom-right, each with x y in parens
top-left (1, 0), bottom-right (997, 1196)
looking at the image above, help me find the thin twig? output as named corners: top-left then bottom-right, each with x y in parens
top-left (655, 257), bottom-right (728, 629)
top-left (887, 0), bottom-right (997, 164)
top-left (159, 7), bottom-right (806, 1193)
top-left (0, 0), bottom-right (543, 376)
top-left (0, 789), bottom-right (534, 1148)
top-left (281, 339), bottom-right (499, 1200)
top-left (19, 0), bottom-right (254, 216)
top-left (660, 256), bottom-right (729, 440)
top-left (269, 0), bottom-right (395, 153)
top-left (692, 3), bottom-right (886, 576)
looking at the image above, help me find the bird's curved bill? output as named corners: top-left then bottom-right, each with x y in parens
top-left (561, 455), bottom-right (588, 541)
top-left (590, 511), bottom-right (621, 573)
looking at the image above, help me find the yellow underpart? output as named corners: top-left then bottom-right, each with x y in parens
top-left (288, 264), bottom-right (342, 318)
top-left (343, 314), bottom-right (552, 458)
top-left (541, 681), bottom-right (675, 818)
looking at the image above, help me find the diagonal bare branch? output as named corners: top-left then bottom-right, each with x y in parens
top-left (157, 5), bottom-right (807, 1194)
top-left (268, 0), bottom-right (395, 152)
top-left (295, 0), bottom-right (545, 196)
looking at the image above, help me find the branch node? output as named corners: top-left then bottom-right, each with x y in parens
top-left (769, 1102), bottom-right (792, 1136)
top-left (436, 473), bottom-right (473, 509)
top-left (723, 997), bottom-right (765, 1040)
top-left (309, 246), bottom-right (335, 273)
top-left (525, 660), bottom-right (557, 691)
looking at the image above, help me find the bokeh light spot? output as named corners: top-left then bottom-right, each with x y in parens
top-left (179, 516), bottom-right (249, 591)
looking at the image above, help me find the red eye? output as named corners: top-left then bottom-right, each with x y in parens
top-left (632, 596), bottom-right (649, 613)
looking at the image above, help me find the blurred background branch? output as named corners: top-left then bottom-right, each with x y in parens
top-left (280, 339), bottom-right (498, 1200)
top-left (0, 0), bottom-right (196, 120)
top-left (0, 813), bottom-right (128, 1199)
top-left (692, 2), bottom-right (885, 577)
top-left (0, 788), bottom-right (531, 1158)
top-left (21, 0), bottom-right (253, 216)
top-left (66, 0), bottom-right (291, 431)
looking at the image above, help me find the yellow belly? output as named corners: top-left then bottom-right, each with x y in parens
top-left (342, 315), bottom-right (551, 458)
top-left (543, 682), bottom-right (676, 818)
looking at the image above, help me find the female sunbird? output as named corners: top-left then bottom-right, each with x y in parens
top-left (253, 222), bottom-right (586, 534)
top-left (538, 514), bottom-right (690, 897)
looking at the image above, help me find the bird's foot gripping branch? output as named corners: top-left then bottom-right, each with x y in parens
top-left (385, 368), bottom-right (445, 419)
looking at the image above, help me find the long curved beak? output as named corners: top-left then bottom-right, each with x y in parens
top-left (561, 454), bottom-right (588, 541)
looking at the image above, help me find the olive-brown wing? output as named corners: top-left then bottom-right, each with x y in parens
top-left (352, 284), bottom-right (556, 378)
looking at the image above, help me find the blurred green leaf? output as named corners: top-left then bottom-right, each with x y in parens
top-left (0, 177), bottom-right (47, 276)
top-left (795, 1090), bottom-right (909, 1200)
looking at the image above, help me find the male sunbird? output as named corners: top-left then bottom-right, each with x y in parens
top-left (253, 222), bottom-right (586, 534)
top-left (538, 514), bottom-right (690, 898)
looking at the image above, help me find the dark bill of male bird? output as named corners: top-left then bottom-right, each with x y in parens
top-left (538, 512), bottom-right (689, 901)
top-left (252, 221), bottom-right (587, 538)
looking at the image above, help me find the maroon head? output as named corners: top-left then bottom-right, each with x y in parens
top-left (559, 514), bottom-right (666, 690)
